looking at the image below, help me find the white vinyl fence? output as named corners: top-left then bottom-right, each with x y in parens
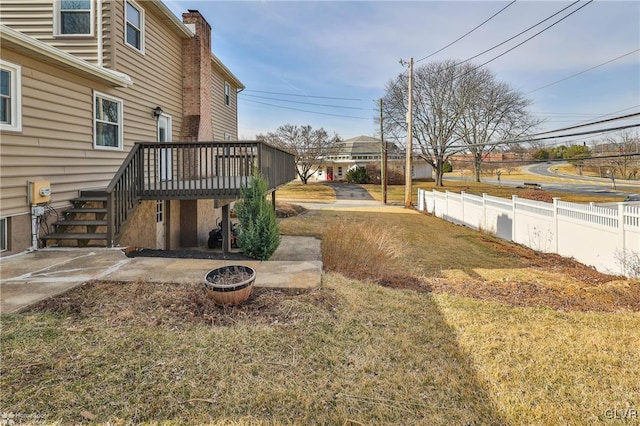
top-left (418, 189), bottom-right (640, 277)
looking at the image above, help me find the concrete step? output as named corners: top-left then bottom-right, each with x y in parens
top-left (53, 220), bottom-right (108, 227)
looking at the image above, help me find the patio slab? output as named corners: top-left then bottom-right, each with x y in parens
top-left (0, 237), bottom-right (322, 314)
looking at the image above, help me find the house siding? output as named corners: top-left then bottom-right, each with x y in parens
top-left (211, 70), bottom-right (239, 140)
top-left (0, 3), bottom-right (244, 255)
top-left (0, 49), bottom-right (119, 219)
top-left (110, 1), bottom-right (184, 147)
top-left (0, 0), bottom-right (100, 64)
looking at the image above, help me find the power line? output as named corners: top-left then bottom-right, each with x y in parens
top-left (526, 49), bottom-right (640, 94)
top-left (240, 93), bottom-right (364, 110)
top-left (570, 105), bottom-right (640, 127)
top-left (240, 98), bottom-right (371, 120)
top-left (243, 89), bottom-right (362, 101)
top-left (448, 122), bottom-right (640, 149)
top-left (530, 112), bottom-right (640, 137)
top-left (416, 0), bottom-right (517, 63)
top-left (450, 0), bottom-right (582, 69)
top-left (447, 152), bottom-right (640, 165)
top-left (389, 2), bottom-right (593, 117)
top-left (453, 0), bottom-right (594, 81)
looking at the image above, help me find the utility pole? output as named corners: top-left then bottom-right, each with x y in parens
top-left (380, 98), bottom-right (387, 204)
top-left (404, 57), bottom-right (413, 209)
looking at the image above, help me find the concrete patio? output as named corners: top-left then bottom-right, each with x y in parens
top-left (0, 236), bottom-right (322, 314)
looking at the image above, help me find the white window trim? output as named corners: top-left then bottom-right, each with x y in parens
top-left (53, 0), bottom-right (95, 37)
top-left (0, 60), bottom-right (22, 133)
top-left (93, 91), bottom-right (123, 151)
top-left (224, 82), bottom-right (230, 107)
top-left (124, 0), bottom-right (145, 54)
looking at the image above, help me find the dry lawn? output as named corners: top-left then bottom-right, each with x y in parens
top-left (2, 274), bottom-right (638, 425)
top-left (362, 181), bottom-right (627, 204)
top-left (275, 181), bottom-right (336, 203)
top-left (2, 194), bottom-right (640, 424)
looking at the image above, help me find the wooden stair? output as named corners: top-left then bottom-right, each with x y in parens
top-left (42, 190), bottom-right (108, 247)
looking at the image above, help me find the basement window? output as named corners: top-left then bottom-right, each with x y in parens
top-left (0, 217), bottom-right (7, 252)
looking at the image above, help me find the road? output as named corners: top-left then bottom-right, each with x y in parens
top-left (444, 161), bottom-right (638, 198)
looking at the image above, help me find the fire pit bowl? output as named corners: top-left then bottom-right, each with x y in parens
top-left (204, 265), bottom-right (256, 306)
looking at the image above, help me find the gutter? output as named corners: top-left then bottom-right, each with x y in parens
top-left (0, 25), bottom-right (132, 88)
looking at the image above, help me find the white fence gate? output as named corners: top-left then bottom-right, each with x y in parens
top-left (417, 189), bottom-right (640, 277)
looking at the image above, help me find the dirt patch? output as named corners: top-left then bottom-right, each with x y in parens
top-left (124, 248), bottom-right (253, 261)
top-left (477, 236), bottom-right (620, 285)
top-left (518, 188), bottom-right (555, 203)
top-left (30, 280), bottom-right (339, 328)
top-left (276, 202), bottom-right (307, 218)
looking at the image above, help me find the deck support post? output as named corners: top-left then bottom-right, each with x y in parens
top-left (221, 203), bottom-right (231, 255)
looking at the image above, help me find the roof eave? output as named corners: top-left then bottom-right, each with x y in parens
top-left (145, 1), bottom-right (194, 38)
top-left (211, 53), bottom-right (245, 90)
top-left (0, 25), bottom-right (132, 88)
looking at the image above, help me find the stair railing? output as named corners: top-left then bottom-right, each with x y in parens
top-left (105, 143), bottom-right (143, 247)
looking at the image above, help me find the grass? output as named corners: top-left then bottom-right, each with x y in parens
top-left (361, 180), bottom-right (627, 204)
top-left (275, 181), bottom-right (336, 203)
top-left (2, 276), bottom-right (638, 424)
top-left (2, 189), bottom-right (640, 424)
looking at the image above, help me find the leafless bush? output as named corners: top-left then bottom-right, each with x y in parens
top-left (615, 248), bottom-right (640, 278)
top-left (322, 220), bottom-right (405, 282)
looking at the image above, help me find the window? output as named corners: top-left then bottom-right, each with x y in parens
top-left (224, 82), bottom-right (230, 106)
top-left (94, 91), bottom-right (123, 150)
top-left (125, 1), bottom-right (144, 52)
top-left (55, 0), bottom-right (93, 36)
top-left (0, 60), bottom-right (21, 132)
top-left (0, 217), bottom-right (7, 252)
top-left (224, 133), bottom-right (232, 141)
top-left (156, 201), bottom-right (164, 223)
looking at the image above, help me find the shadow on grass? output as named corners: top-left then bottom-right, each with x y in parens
top-left (0, 276), bottom-right (508, 424)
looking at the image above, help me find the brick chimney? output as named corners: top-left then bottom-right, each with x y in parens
top-left (181, 10), bottom-right (213, 142)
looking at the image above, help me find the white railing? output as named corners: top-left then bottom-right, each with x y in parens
top-left (417, 189), bottom-right (640, 277)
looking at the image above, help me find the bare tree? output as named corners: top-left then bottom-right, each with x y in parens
top-left (257, 124), bottom-right (341, 184)
top-left (381, 60), bottom-right (536, 186)
top-left (606, 130), bottom-right (640, 180)
top-left (456, 68), bottom-right (540, 182)
top-left (382, 60), bottom-right (471, 186)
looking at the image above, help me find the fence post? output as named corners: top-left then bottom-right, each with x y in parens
top-left (512, 195), bottom-right (518, 243)
top-left (482, 193), bottom-right (487, 232)
top-left (553, 198), bottom-right (560, 254)
top-left (445, 190), bottom-right (449, 218)
top-left (432, 189), bottom-right (437, 215)
top-left (461, 191), bottom-right (465, 224)
top-left (619, 202), bottom-right (626, 253)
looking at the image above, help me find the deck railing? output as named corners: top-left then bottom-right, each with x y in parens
top-left (105, 141), bottom-right (295, 246)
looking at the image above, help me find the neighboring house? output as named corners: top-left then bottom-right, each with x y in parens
top-left (310, 135), bottom-right (433, 182)
top-left (0, 1), bottom-right (294, 257)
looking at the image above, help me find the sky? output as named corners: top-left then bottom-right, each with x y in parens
top-left (163, 1), bottom-right (640, 146)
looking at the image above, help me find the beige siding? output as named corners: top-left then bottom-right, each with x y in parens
top-left (102, 0), bottom-right (114, 69)
top-left (0, 0), bottom-right (100, 64)
top-left (0, 50), bottom-right (126, 217)
top-left (211, 71), bottom-right (239, 140)
top-left (0, 1), bottom-right (185, 218)
top-left (111, 1), bottom-right (183, 146)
